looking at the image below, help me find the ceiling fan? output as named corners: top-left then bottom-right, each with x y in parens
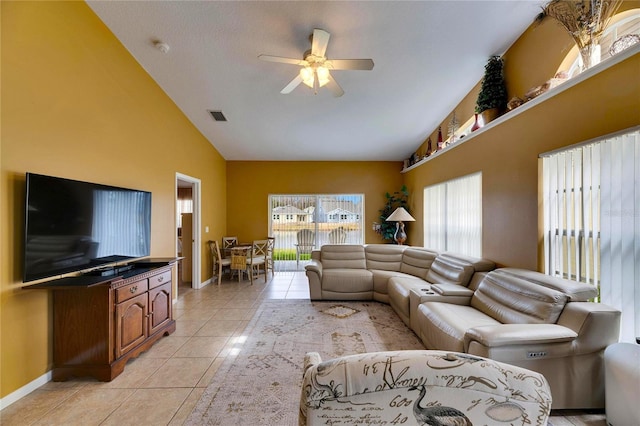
top-left (259, 28), bottom-right (374, 97)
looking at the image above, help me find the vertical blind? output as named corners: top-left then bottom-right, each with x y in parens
top-left (423, 172), bottom-right (482, 257)
top-left (542, 127), bottom-right (640, 343)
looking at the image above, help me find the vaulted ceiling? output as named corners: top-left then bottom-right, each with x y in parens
top-left (87, 0), bottom-right (545, 161)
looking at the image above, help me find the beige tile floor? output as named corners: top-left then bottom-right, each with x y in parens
top-left (0, 267), bottom-right (606, 425)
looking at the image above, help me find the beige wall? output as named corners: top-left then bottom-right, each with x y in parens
top-left (1, 2), bottom-right (226, 397)
top-left (226, 161), bottom-right (403, 244)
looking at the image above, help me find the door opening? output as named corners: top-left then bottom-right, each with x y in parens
top-left (176, 173), bottom-right (202, 291)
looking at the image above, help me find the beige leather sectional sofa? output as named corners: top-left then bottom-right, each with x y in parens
top-left (304, 244), bottom-right (621, 409)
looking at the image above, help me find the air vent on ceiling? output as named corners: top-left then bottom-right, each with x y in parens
top-left (208, 110), bottom-right (227, 122)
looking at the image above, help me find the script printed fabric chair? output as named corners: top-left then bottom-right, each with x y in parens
top-left (208, 240), bottom-right (231, 285)
top-left (295, 229), bottom-right (315, 267)
top-left (247, 239), bottom-right (268, 285)
top-left (265, 236), bottom-right (275, 277)
top-left (328, 227), bottom-right (347, 244)
top-left (300, 350), bottom-right (552, 426)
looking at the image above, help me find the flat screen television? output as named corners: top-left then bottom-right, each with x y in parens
top-left (23, 173), bottom-right (152, 282)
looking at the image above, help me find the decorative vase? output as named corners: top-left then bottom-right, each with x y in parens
top-left (480, 108), bottom-right (499, 125)
top-left (579, 42), bottom-right (601, 71)
top-left (471, 113), bottom-right (481, 132)
top-left (426, 138), bottom-right (433, 156)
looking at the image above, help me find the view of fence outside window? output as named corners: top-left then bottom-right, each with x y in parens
top-left (268, 194), bottom-right (364, 268)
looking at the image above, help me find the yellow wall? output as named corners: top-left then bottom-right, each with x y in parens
top-left (1, 2), bottom-right (226, 397)
top-left (226, 161), bottom-right (403, 244)
top-left (404, 53), bottom-right (640, 269)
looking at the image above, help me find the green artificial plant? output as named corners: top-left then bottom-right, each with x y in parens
top-left (377, 185), bottom-right (410, 243)
top-left (475, 56), bottom-right (508, 114)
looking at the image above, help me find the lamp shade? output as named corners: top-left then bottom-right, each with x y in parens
top-left (386, 207), bottom-right (415, 222)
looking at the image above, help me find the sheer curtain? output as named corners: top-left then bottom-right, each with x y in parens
top-left (542, 127), bottom-right (639, 343)
top-left (424, 172), bottom-right (482, 257)
top-left (599, 129), bottom-right (639, 343)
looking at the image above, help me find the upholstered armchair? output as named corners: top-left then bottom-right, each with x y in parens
top-left (300, 350), bottom-right (552, 426)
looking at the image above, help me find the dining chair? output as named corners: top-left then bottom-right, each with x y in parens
top-left (265, 236), bottom-right (275, 277)
top-left (328, 227), bottom-right (347, 244)
top-left (247, 239), bottom-right (268, 284)
top-left (208, 240), bottom-right (231, 285)
top-left (222, 236), bottom-right (238, 249)
top-left (230, 245), bottom-right (251, 282)
top-left (295, 229), bottom-right (315, 267)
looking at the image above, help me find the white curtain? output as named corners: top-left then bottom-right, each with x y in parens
top-left (599, 130), bottom-right (640, 343)
top-left (543, 127), bottom-right (640, 343)
top-left (543, 145), bottom-right (600, 286)
top-left (424, 172), bottom-right (482, 257)
top-left (424, 184), bottom-right (446, 251)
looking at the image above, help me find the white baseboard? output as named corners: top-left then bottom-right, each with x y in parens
top-left (0, 370), bottom-right (51, 411)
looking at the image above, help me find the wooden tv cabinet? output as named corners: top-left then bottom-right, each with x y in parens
top-left (26, 260), bottom-right (177, 382)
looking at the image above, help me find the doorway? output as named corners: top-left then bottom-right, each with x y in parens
top-left (176, 173), bottom-right (202, 291)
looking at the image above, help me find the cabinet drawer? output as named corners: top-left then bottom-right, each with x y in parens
top-left (149, 270), bottom-right (171, 289)
top-left (116, 279), bottom-right (148, 303)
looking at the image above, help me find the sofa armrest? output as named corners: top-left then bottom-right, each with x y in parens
top-left (305, 260), bottom-right (323, 300)
top-left (557, 302), bottom-right (621, 354)
top-left (431, 283), bottom-right (474, 297)
top-left (464, 324), bottom-right (577, 350)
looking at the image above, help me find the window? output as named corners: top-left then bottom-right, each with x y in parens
top-left (268, 194), bottom-right (365, 269)
top-left (542, 127), bottom-right (640, 343)
top-left (564, 10), bottom-right (640, 78)
top-left (423, 172), bottom-right (482, 257)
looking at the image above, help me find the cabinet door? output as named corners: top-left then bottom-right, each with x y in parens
top-left (115, 293), bottom-right (148, 358)
top-left (148, 282), bottom-right (172, 335)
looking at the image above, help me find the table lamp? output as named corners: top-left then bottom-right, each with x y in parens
top-left (386, 207), bottom-right (415, 245)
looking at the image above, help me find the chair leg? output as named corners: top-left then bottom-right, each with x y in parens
top-left (217, 263), bottom-right (222, 286)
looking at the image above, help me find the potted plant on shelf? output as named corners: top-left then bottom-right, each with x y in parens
top-left (475, 56), bottom-right (508, 125)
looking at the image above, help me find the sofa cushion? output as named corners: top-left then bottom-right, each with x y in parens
top-left (471, 272), bottom-right (569, 325)
top-left (365, 244), bottom-right (406, 271)
top-left (494, 268), bottom-right (598, 301)
top-left (321, 269), bottom-right (373, 294)
top-left (424, 255), bottom-right (475, 286)
top-left (320, 245), bottom-right (367, 269)
top-left (399, 247), bottom-right (438, 279)
top-left (417, 303), bottom-right (500, 352)
top-left (370, 270), bottom-right (414, 296)
top-left (387, 276), bottom-right (429, 326)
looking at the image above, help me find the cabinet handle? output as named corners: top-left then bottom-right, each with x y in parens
top-left (158, 276), bottom-right (164, 282)
top-left (129, 286), bottom-right (138, 293)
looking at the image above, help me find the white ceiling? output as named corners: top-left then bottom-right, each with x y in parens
top-left (87, 0), bottom-right (545, 161)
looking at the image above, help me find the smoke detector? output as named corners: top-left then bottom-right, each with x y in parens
top-left (154, 41), bottom-right (170, 54)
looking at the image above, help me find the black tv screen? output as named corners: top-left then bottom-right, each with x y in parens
top-left (23, 173), bottom-right (152, 282)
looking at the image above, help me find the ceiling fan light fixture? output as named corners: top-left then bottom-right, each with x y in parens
top-left (300, 66), bottom-right (315, 88)
top-left (316, 66), bottom-right (330, 87)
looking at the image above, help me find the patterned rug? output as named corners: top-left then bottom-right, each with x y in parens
top-left (186, 300), bottom-right (425, 425)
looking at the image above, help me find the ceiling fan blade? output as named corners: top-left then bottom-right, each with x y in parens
top-left (326, 75), bottom-right (344, 97)
top-left (311, 29), bottom-right (330, 58)
top-left (327, 59), bottom-right (375, 70)
top-left (280, 75), bottom-right (303, 94)
top-left (259, 55), bottom-right (307, 66)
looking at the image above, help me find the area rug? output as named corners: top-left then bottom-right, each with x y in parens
top-left (186, 299), bottom-right (425, 425)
